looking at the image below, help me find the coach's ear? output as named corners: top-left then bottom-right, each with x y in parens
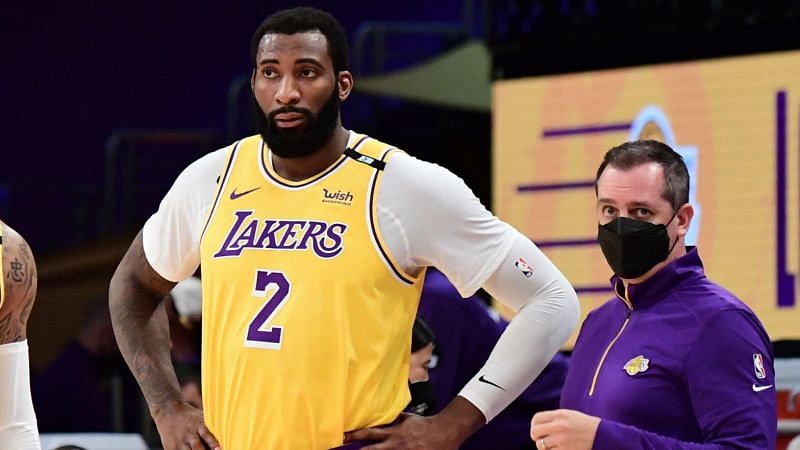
top-left (337, 71), bottom-right (353, 101)
top-left (674, 203), bottom-right (694, 239)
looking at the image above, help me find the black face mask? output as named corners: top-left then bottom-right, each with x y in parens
top-left (597, 214), bottom-right (678, 279)
top-left (406, 381), bottom-right (436, 416)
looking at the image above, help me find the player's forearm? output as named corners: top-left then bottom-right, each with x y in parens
top-left (595, 419), bottom-right (728, 449)
top-left (109, 231), bottom-right (183, 416)
top-left (432, 396), bottom-right (486, 445)
top-left (457, 300), bottom-right (576, 422)
top-left (459, 231), bottom-right (580, 421)
top-left (110, 273), bottom-right (183, 415)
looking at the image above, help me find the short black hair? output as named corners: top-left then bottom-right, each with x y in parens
top-left (411, 317), bottom-right (435, 352)
top-left (251, 7), bottom-right (349, 73)
top-left (595, 140), bottom-right (690, 212)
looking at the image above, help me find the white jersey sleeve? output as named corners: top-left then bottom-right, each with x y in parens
top-left (0, 341), bottom-right (40, 450)
top-left (377, 152), bottom-right (579, 422)
top-left (142, 147), bottom-right (229, 282)
top-left (457, 231), bottom-right (579, 421)
top-left (377, 153), bottom-right (516, 295)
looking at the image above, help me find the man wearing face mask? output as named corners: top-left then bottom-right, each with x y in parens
top-left (530, 140), bottom-right (776, 449)
top-left (406, 318), bottom-right (437, 416)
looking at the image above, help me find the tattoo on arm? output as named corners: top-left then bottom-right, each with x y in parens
top-left (0, 313), bottom-right (19, 343)
top-left (0, 227), bottom-right (37, 344)
top-left (110, 230), bottom-right (183, 416)
top-left (8, 257), bottom-right (25, 283)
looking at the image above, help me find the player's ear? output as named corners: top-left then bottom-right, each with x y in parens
top-left (337, 71), bottom-right (353, 101)
top-left (251, 69), bottom-right (256, 91)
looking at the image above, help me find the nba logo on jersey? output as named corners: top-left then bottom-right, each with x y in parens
top-left (753, 353), bottom-right (766, 379)
top-left (357, 155), bottom-right (375, 164)
top-left (514, 257), bottom-right (533, 278)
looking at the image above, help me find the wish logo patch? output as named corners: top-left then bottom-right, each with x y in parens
top-left (322, 188), bottom-right (354, 206)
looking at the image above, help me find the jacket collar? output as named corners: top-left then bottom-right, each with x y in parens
top-left (610, 246), bottom-right (705, 309)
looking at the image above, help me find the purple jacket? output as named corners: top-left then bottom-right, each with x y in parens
top-left (561, 248), bottom-right (776, 449)
top-left (418, 269), bottom-right (569, 450)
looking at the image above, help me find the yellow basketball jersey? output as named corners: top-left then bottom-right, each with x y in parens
top-left (199, 133), bottom-right (426, 449)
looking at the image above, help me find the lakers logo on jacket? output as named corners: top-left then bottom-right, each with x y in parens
top-left (623, 355), bottom-right (650, 376)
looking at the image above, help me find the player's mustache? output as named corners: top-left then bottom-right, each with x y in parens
top-left (267, 106), bottom-right (313, 121)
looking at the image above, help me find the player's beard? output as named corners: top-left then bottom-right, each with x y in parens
top-left (255, 85), bottom-right (340, 159)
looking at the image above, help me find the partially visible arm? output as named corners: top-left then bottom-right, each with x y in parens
top-left (678, 310), bottom-right (775, 448)
top-left (593, 418), bottom-right (725, 450)
top-left (109, 230), bottom-right (181, 417)
top-left (351, 154), bottom-right (579, 448)
top-left (530, 409), bottom-right (726, 450)
top-left (532, 404), bottom-right (756, 450)
top-left (345, 396), bottom-right (486, 450)
top-left (112, 146), bottom-right (226, 400)
top-left (110, 231), bottom-right (220, 450)
top-left (594, 311), bottom-right (775, 449)
top-left (0, 221), bottom-right (40, 449)
top-left (108, 148), bottom-right (225, 450)
top-left (533, 310), bottom-right (776, 450)
top-left (456, 230), bottom-right (579, 423)
top-left (0, 221), bottom-right (37, 344)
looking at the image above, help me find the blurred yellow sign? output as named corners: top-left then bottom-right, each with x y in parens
top-left (493, 51), bottom-right (800, 345)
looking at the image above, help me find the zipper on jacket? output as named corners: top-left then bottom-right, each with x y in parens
top-left (588, 283), bottom-right (633, 397)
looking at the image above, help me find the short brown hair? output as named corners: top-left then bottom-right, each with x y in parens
top-left (595, 140), bottom-right (689, 211)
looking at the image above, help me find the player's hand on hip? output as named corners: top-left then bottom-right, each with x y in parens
top-left (153, 401), bottom-right (221, 450)
top-left (344, 412), bottom-right (460, 450)
top-left (530, 409), bottom-right (599, 450)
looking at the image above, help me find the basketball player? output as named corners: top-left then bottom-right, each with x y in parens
top-left (109, 7), bottom-right (579, 450)
top-left (0, 220), bottom-right (41, 449)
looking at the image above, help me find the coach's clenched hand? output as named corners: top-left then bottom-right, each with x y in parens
top-left (530, 409), bottom-right (599, 450)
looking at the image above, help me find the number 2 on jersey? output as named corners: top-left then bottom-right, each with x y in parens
top-left (245, 270), bottom-right (291, 349)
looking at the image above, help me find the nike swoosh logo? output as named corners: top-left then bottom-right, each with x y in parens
top-left (752, 384), bottom-right (773, 392)
top-left (478, 375), bottom-right (506, 391)
top-left (230, 187), bottom-right (261, 200)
